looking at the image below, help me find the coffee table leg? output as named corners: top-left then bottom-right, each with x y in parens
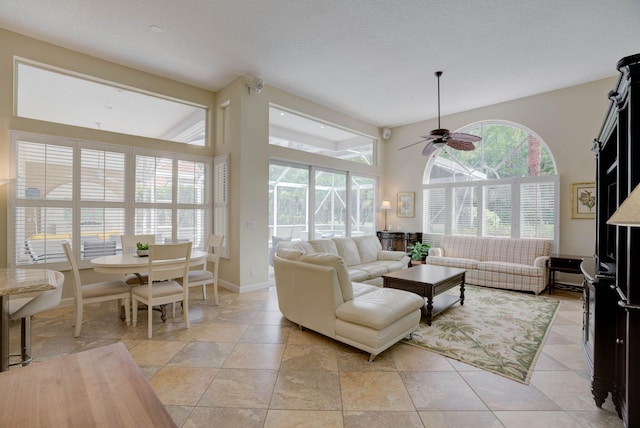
top-left (460, 276), bottom-right (465, 306)
top-left (425, 297), bottom-right (434, 326)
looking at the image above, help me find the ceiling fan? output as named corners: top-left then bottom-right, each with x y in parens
top-left (400, 71), bottom-right (481, 157)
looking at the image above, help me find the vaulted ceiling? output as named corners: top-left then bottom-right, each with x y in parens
top-left (1, 0), bottom-right (639, 128)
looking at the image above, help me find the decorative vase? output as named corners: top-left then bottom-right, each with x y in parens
top-left (136, 249), bottom-right (149, 257)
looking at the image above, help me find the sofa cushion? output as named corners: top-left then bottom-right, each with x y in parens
top-left (426, 256), bottom-right (479, 270)
top-left (477, 261), bottom-right (544, 277)
top-left (299, 252), bottom-right (353, 301)
top-left (441, 235), bottom-right (486, 260)
top-left (333, 237), bottom-right (362, 267)
top-left (351, 281), bottom-right (380, 298)
top-left (371, 260), bottom-right (407, 273)
top-left (269, 236), bottom-right (292, 266)
top-left (309, 239), bottom-right (339, 255)
top-left (355, 262), bottom-right (389, 278)
top-left (484, 238), bottom-right (550, 265)
top-left (377, 250), bottom-right (407, 261)
top-left (335, 288), bottom-right (424, 330)
top-left (281, 240), bottom-right (315, 253)
top-left (347, 268), bottom-right (371, 283)
top-left (276, 247), bottom-right (305, 261)
top-left (352, 236), bottom-right (382, 264)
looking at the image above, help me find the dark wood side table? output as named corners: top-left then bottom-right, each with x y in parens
top-left (376, 231), bottom-right (423, 252)
top-left (549, 254), bottom-right (587, 294)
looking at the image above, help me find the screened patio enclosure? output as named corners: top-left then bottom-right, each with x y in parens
top-left (269, 162), bottom-right (376, 258)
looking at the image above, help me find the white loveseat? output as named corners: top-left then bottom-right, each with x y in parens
top-left (425, 235), bottom-right (550, 294)
top-left (273, 247), bottom-right (424, 361)
top-left (281, 235), bottom-right (410, 282)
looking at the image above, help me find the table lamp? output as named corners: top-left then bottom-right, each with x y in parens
top-left (380, 200), bottom-right (392, 231)
top-left (607, 183), bottom-right (640, 227)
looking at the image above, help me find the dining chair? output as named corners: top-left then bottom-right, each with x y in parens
top-left (131, 242), bottom-right (192, 339)
top-left (62, 241), bottom-right (131, 337)
top-left (179, 235), bottom-right (223, 304)
top-left (9, 270), bottom-right (65, 366)
top-left (82, 240), bottom-right (117, 260)
top-left (120, 234), bottom-right (156, 285)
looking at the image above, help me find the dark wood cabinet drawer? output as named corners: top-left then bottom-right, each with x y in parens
top-left (550, 255), bottom-right (585, 273)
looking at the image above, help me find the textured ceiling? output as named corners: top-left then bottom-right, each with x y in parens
top-left (1, 0), bottom-right (639, 128)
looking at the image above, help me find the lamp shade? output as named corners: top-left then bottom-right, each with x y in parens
top-left (380, 200), bottom-right (392, 210)
top-left (607, 183), bottom-right (640, 227)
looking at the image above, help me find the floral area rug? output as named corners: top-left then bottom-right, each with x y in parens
top-left (402, 285), bottom-right (560, 384)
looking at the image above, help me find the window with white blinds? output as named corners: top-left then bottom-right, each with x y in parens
top-left (14, 139), bottom-right (73, 264)
top-left (10, 132), bottom-right (213, 266)
top-left (483, 183), bottom-right (512, 237)
top-left (452, 186), bottom-right (477, 236)
top-left (213, 153), bottom-right (229, 258)
top-left (422, 177), bottom-right (558, 249)
top-left (424, 188), bottom-right (445, 234)
top-left (421, 120), bottom-right (558, 250)
top-left (520, 181), bottom-right (556, 240)
top-left (80, 147), bottom-right (126, 259)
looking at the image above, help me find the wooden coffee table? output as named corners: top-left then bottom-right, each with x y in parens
top-left (382, 265), bottom-right (466, 325)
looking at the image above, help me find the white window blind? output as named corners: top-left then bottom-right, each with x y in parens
top-left (10, 132), bottom-right (212, 267)
top-left (422, 176), bottom-right (558, 249)
top-left (483, 183), bottom-right (512, 237)
top-left (175, 159), bottom-right (209, 247)
top-left (80, 148), bottom-right (126, 259)
top-left (14, 139), bottom-right (73, 264)
top-left (423, 187), bottom-right (445, 235)
top-left (520, 181), bottom-right (556, 240)
top-left (213, 153), bottom-right (229, 258)
top-left (452, 186), bottom-right (477, 236)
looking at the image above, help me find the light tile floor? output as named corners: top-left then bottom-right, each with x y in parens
top-left (8, 286), bottom-right (624, 427)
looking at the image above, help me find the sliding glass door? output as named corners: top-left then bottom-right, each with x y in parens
top-left (269, 160), bottom-right (377, 250)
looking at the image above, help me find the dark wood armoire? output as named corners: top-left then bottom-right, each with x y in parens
top-left (583, 52), bottom-right (640, 428)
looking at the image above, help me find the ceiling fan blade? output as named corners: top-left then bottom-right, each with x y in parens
top-left (398, 138), bottom-right (431, 151)
top-left (422, 141), bottom-right (439, 157)
top-left (448, 132), bottom-right (482, 143)
top-left (447, 139), bottom-right (477, 151)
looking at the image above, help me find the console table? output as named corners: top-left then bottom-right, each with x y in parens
top-left (376, 231), bottom-right (422, 253)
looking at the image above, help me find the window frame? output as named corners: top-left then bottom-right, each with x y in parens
top-left (422, 173), bottom-right (559, 251)
top-left (421, 120), bottom-right (559, 252)
top-left (15, 58), bottom-right (209, 146)
top-left (269, 159), bottom-right (379, 242)
top-left (8, 131), bottom-right (213, 269)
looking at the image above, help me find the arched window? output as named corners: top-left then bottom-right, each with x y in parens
top-left (422, 120), bottom-right (559, 248)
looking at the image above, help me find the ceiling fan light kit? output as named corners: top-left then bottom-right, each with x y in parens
top-left (400, 71), bottom-right (481, 156)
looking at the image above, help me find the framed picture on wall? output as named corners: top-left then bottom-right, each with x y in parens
top-left (397, 191), bottom-right (415, 218)
top-left (571, 181), bottom-right (596, 219)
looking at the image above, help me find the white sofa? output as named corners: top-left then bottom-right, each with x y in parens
top-left (273, 247), bottom-right (424, 361)
top-left (281, 235), bottom-right (410, 282)
top-left (426, 235), bottom-right (550, 294)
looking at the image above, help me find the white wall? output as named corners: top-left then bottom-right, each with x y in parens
top-left (383, 77), bottom-right (617, 256)
top-left (216, 77), bottom-right (382, 292)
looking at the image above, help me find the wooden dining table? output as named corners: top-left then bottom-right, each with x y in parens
top-left (0, 342), bottom-right (177, 427)
top-left (0, 268), bottom-right (58, 372)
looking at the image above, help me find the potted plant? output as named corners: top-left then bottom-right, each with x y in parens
top-left (136, 242), bottom-right (149, 257)
top-left (409, 242), bottom-right (430, 265)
